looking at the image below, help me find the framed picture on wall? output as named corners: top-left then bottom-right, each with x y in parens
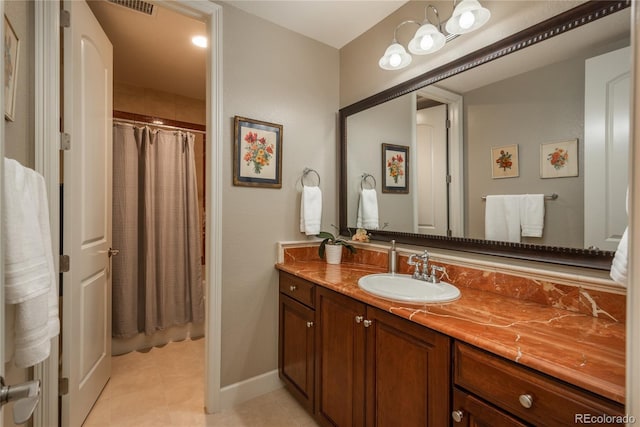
top-left (4, 15), bottom-right (20, 122)
top-left (381, 143), bottom-right (409, 193)
top-left (233, 116), bottom-right (283, 188)
top-left (540, 139), bottom-right (578, 178)
top-left (491, 144), bottom-right (519, 179)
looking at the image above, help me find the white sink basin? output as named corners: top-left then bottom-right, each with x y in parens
top-left (357, 273), bottom-right (460, 304)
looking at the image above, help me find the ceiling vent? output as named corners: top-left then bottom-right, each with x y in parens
top-left (107, 0), bottom-right (155, 16)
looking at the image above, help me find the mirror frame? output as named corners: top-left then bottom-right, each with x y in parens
top-left (339, 0), bottom-right (630, 270)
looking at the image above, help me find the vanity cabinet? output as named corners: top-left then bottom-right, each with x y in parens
top-left (315, 286), bottom-right (451, 427)
top-left (278, 272), bottom-right (316, 413)
top-left (453, 342), bottom-right (625, 427)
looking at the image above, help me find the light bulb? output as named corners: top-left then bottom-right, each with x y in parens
top-left (389, 53), bottom-right (402, 67)
top-left (419, 35), bottom-right (434, 51)
top-left (458, 11), bottom-right (475, 29)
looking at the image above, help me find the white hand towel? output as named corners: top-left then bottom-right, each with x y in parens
top-left (3, 158), bottom-right (60, 368)
top-left (610, 188), bottom-right (629, 286)
top-left (485, 195), bottom-right (521, 243)
top-left (520, 194), bottom-right (545, 237)
top-left (300, 186), bottom-right (322, 235)
top-left (356, 188), bottom-right (379, 229)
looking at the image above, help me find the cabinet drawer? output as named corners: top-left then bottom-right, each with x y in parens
top-left (279, 272), bottom-right (315, 308)
top-left (454, 342), bottom-right (624, 427)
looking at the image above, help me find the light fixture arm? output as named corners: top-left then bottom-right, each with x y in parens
top-left (391, 19), bottom-right (421, 42)
top-left (424, 5), bottom-right (443, 33)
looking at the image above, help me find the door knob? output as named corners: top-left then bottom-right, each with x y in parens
top-left (451, 410), bottom-right (464, 423)
top-left (0, 376), bottom-right (41, 425)
top-left (108, 248), bottom-right (120, 257)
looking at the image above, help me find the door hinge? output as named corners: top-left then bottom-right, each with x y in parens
top-left (60, 133), bottom-right (70, 150)
top-left (447, 229), bottom-right (452, 237)
top-left (60, 10), bottom-right (71, 28)
top-left (446, 118), bottom-right (451, 129)
top-left (60, 255), bottom-right (70, 273)
top-left (446, 174), bottom-right (452, 184)
top-left (58, 377), bottom-right (69, 396)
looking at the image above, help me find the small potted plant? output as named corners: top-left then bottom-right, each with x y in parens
top-left (317, 230), bottom-right (356, 265)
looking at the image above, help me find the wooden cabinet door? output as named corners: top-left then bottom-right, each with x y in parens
top-left (452, 388), bottom-right (528, 427)
top-left (365, 306), bottom-right (451, 427)
top-left (315, 287), bottom-right (367, 427)
top-left (279, 294), bottom-right (315, 413)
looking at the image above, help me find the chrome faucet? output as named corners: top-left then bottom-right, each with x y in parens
top-left (407, 250), bottom-right (447, 283)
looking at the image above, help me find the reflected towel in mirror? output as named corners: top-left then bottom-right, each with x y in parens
top-left (610, 188), bottom-right (628, 286)
top-left (357, 188), bottom-right (379, 230)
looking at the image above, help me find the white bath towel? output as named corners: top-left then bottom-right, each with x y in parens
top-left (300, 186), bottom-right (322, 235)
top-left (610, 188), bottom-right (629, 286)
top-left (485, 195), bottom-right (522, 243)
top-left (356, 188), bottom-right (379, 230)
top-left (520, 194), bottom-right (545, 237)
top-left (3, 158), bottom-right (59, 368)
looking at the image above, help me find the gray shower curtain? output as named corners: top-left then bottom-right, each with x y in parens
top-left (112, 123), bottom-right (204, 337)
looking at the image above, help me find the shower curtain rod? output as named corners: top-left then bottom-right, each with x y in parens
top-left (113, 117), bottom-right (206, 135)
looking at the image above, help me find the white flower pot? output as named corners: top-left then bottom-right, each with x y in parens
top-left (325, 244), bottom-right (343, 265)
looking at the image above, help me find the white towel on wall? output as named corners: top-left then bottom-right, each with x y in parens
top-left (3, 158), bottom-right (59, 368)
top-left (300, 186), bottom-right (322, 235)
top-left (610, 188), bottom-right (629, 286)
top-left (356, 188), bottom-right (379, 230)
top-left (485, 195), bottom-right (522, 243)
top-left (520, 194), bottom-right (545, 237)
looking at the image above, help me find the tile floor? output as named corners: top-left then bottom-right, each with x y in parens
top-left (84, 338), bottom-right (318, 426)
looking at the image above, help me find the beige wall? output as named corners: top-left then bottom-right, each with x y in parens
top-left (220, 4), bottom-right (339, 387)
top-left (339, 1), bottom-right (584, 107)
top-left (3, 2), bottom-right (33, 427)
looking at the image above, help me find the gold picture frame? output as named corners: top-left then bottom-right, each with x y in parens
top-left (4, 15), bottom-right (20, 122)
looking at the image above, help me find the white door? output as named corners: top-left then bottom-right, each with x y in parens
top-left (61, 1), bottom-right (113, 426)
top-left (584, 46), bottom-right (630, 251)
top-left (415, 104), bottom-right (448, 236)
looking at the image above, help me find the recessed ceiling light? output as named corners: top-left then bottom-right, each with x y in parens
top-left (192, 35), bottom-right (207, 48)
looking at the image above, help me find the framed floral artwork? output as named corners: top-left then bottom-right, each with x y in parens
top-left (491, 144), bottom-right (519, 179)
top-left (540, 139), bottom-right (578, 178)
top-left (4, 15), bottom-right (20, 122)
top-left (381, 143), bottom-right (409, 193)
top-left (233, 116), bottom-right (283, 188)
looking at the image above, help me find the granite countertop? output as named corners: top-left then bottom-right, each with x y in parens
top-left (276, 260), bottom-right (626, 405)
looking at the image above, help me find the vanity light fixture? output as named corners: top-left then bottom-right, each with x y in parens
top-left (379, 0), bottom-right (490, 71)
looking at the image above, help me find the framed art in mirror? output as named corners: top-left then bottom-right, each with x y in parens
top-left (233, 115), bottom-right (283, 188)
top-left (382, 143), bottom-right (409, 193)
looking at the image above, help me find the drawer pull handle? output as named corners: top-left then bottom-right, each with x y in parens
top-left (355, 316), bottom-right (364, 323)
top-left (519, 394), bottom-right (534, 409)
top-left (363, 320), bottom-right (373, 327)
top-left (451, 410), bottom-right (464, 423)
top-left (289, 285), bottom-right (297, 292)
top-left (306, 321), bottom-right (314, 328)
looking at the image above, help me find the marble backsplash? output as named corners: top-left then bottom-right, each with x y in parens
top-left (281, 244), bottom-right (626, 323)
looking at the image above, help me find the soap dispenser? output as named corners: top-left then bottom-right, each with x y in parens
top-left (388, 240), bottom-right (398, 274)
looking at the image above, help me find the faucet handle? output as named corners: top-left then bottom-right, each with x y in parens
top-left (407, 254), bottom-right (421, 279)
top-left (407, 254), bottom-right (418, 266)
top-left (430, 265), bottom-right (447, 283)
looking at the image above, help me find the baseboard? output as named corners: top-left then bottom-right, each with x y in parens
top-left (219, 369), bottom-right (284, 410)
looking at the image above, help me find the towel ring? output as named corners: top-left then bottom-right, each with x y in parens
top-left (302, 168), bottom-right (321, 187)
top-left (361, 173), bottom-right (376, 190)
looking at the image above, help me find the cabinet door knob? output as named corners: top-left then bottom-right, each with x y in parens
top-left (519, 394), bottom-right (534, 409)
top-left (306, 321), bottom-right (314, 328)
top-left (355, 315), bottom-right (364, 323)
top-left (363, 320), bottom-right (373, 327)
top-left (289, 285), bottom-right (297, 291)
top-left (451, 410), bottom-right (464, 423)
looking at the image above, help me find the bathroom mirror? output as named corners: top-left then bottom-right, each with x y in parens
top-left (339, 1), bottom-right (631, 269)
